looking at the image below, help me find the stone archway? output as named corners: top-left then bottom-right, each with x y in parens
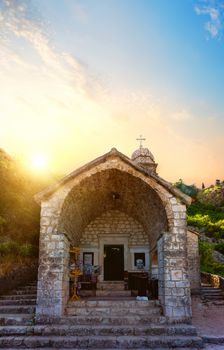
top-left (58, 169), bottom-right (168, 284)
top-left (58, 169), bottom-right (168, 246)
top-left (35, 149), bottom-right (192, 323)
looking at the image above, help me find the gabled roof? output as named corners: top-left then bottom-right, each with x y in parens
top-left (34, 147), bottom-right (192, 205)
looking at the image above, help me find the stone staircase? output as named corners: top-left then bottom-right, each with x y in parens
top-left (0, 281), bottom-right (204, 349)
top-left (201, 283), bottom-right (224, 301)
top-left (0, 281), bottom-right (36, 326)
top-left (96, 281), bottom-right (131, 297)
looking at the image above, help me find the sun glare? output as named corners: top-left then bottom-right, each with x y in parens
top-left (31, 154), bottom-right (48, 171)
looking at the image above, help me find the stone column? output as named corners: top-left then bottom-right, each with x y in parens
top-left (36, 226), bottom-right (70, 322)
top-left (157, 204), bottom-right (192, 323)
top-left (187, 231), bottom-right (200, 294)
top-left (157, 237), bottom-right (165, 307)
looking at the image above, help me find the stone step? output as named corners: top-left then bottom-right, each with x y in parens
top-left (0, 348), bottom-right (203, 350)
top-left (201, 291), bottom-right (223, 295)
top-left (0, 335), bottom-right (203, 348)
top-left (201, 292), bottom-right (224, 295)
top-left (17, 286), bottom-right (37, 291)
top-left (78, 290), bottom-right (136, 298)
top-left (11, 289), bottom-right (37, 295)
top-left (202, 292), bottom-right (224, 296)
top-left (59, 315), bottom-right (167, 325)
top-left (78, 290), bottom-right (96, 297)
top-left (202, 295), bottom-right (224, 300)
top-left (9, 289), bottom-right (37, 295)
top-left (0, 324), bottom-right (198, 337)
top-left (0, 314), bottom-right (34, 326)
top-left (97, 282), bottom-right (125, 290)
top-left (68, 299), bottom-right (159, 308)
top-left (202, 293), bottom-right (224, 297)
top-left (66, 306), bottom-right (161, 316)
top-left (201, 289), bottom-right (223, 293)
top-left (201, 287), bottom-right (224, 300)
top-left (0, 294), bottom-right (37, 300)
top-left (0, 305), bottom-right (35, 314)
top-left (0, 299), bottom-right (36, 306)
top-left (202, 335), bottom-right (224, 344)
top-left (96, 290), bottom-right (131, 297)
top-left (201, 291), bottom-right (224, 295)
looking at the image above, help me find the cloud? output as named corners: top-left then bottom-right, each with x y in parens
top-left (0, 0), bottom-right (105, 99)
top-left (0, 0), bottom-right (110, 165)
top-left (170, 109), bottom-right (194, 122)
top-left (73, 2), bottom-right (88, 24)
top-left (194, 1), bottom-right (224, 38)
top-left (0, 1), bottom-right (223, 186)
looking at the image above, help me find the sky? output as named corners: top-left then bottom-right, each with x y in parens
top-left (0, 0), bottom-right (224, 186)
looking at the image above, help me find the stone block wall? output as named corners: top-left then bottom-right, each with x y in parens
top-left (80, 210), bottom-right (149, 247)
top-left (36, 218), bottom-right (70, 322)
top-left (187, 230), bottom-right (200, 293)
top-left (157, 202), bottom-right (192, 323)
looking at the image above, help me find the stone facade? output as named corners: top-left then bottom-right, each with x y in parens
top-left (35, 147), bottom-right (197, 323)
top-left (36, 231), bottom-right (70, 322)
top-left (157, 201), bottom-right (193, 322)
top-left (81, 210), bottom-right (148, 247)
top-left (187, 229), bottom-right (200, 293)
top-left (80, 210), bottom-right (150, 279)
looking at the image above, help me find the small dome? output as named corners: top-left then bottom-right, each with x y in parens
top-left (131, 147), bottom-right (155, 163)
top-left (131, 147), bottom-right (157, 174)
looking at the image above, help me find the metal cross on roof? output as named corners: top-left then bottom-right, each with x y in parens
top-left (136, 135), bottom-right (146, 149)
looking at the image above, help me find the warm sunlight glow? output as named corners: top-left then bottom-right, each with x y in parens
top-left (31, 154), bottom-right (48, 171)
top-left (0, 0), bottom-right (223, 185)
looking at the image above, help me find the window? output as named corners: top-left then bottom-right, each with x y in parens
top-left (83, 252), bottom-right (94, 266)
top-left (134, 253), bottom-right (145, 267)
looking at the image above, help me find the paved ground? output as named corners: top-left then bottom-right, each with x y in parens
top-left (192, 296), bottom-right (224, 336)
top-left (192, 296), bottom-right (224, 349)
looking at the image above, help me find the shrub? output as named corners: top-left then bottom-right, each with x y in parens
top-left (19, 243), bottom-right (38, 257)
top-left (175, 179), bottom-right (198, 198)
top-left (0, 241), bottom-right (38, 258)
top-left (187, 202), bottom-right (224, 239)
top-left (0, 241), bottom-right (20, 256)
top-left (197, 185), bottom-right (224, 207)
top-left (214, 242), bottom-right (224, 256)
top-left (199, 241), bottom-right (224, 277)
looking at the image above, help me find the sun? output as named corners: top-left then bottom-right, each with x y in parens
top-left (31, 154), bottom-right (49, 171)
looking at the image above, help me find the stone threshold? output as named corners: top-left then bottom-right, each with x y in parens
top-left (202, 335), bottom-right (224, 345)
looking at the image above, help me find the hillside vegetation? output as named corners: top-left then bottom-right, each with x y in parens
top-left (185, 183), bottom-right (224, 277)
top-left (188, 202), bottom-right (224, 240)
top-left (0, 149), bottom-right (51, 276)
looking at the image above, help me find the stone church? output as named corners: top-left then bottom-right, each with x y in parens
top-left (35, 145), bottom-right (200, 323)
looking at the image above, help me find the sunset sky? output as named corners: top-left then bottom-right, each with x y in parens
top-left (0, 0), bottom-right (223, 186)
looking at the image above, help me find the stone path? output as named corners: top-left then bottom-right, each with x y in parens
top-left (192, 296), bottom-right (224, 349)
top-left (192, 296), bottom-right (224, 337)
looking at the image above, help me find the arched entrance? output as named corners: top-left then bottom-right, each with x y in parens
top-left (58, 169), bottom-right (168, 282)
top-left (35, 148), bottom-right (192, 323)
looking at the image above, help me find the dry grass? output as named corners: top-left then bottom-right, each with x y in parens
top-left (0, 255), bottom-right (36, 277)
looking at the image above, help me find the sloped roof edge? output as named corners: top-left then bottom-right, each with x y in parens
top-left (187, 227), bottom-right (200, 236)
top-left (34, 147), bottom-right (192, 206)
